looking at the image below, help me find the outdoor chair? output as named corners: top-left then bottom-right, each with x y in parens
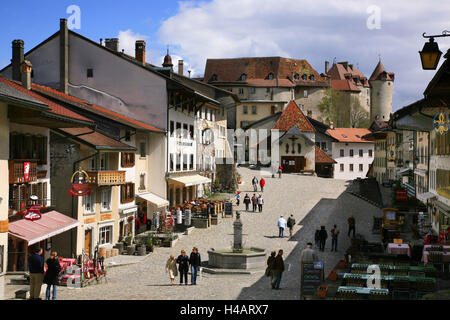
top-left (429, 252), bottom-right (445, 274)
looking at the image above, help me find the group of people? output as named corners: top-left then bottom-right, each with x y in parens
top-left (277, 215), bottom-right (296, 238)
top-left (313, 214), bottom-right (357, 252)
top-left (251, 176), bottom-right (265, 192)
top-left (239, 193), bottom-right (264, 212)
top-left (165, 247), bottom-right (202, 286)
top-left (28, 248), bottom-right (62, 300)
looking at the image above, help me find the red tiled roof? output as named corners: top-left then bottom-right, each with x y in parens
top-left (204, 57), bottom-right (328, 86)
top-left (315, 146), bottom-right (336, 164)
top-left (327, 62), bottom-right (370, 88)
top-left (58, 128), bottom-right (135, 149)
top-left (331, 79), bottom-right (361, 92)
top-left (31, 83), bottom-right (164, 132)
top-left (0, 77), bottom-right (92, 123)
top-left (326, 128), bottom-right (373, 143)
top-left (273, 101), bottom-right (315, 132)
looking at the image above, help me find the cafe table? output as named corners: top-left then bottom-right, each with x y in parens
top-left (387, 243), bottom-right (411, 256)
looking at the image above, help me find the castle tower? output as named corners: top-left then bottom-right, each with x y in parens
top-left (369, 61), bottom-right (395, 122)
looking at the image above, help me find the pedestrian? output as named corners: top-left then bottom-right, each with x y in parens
top-left (189, 247), bottom-right (201, 285)
top-left (331, 224), bottom-right (340, 252)
top-left (314, 229), bottom-right (320, 248)
top-left (300, 243), bottom-right (318, 264)
top-left (287, 215), bottom-right (296, 238)
top-left (43, 251), bottom-right (61, 300)
top-left (243, 194), bottom-right (251, 211)
top-left (271, 250), bottom-right (285, 289)
top-left (251, 194), bottom-right (258, 212)
top-left (257, 194), bottom-right (264, 212)
top-left (277, 215), bottom-right (287, 238)
top-left (176, 250), bottom-right (190, 285)
top-left (252, 176), bottom-right (259, 192)
top-left (266, 251), bottom-right (276, 287)
top-left (236, 192), bottom-right (241, 206)
top-left (347, 214), bottom-right (356, 238)
top-left (165, 255), bottom-right (178, 286)
top-left (278, 165), bottom-right (283, 178)
top-left (260, 178), bottom-right (265, 192)
top-left (318, 226), bottom-right (328, 252)
top-left (29, 247), bottom-right (44, 300)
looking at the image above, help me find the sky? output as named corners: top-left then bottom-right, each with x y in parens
top-left (1, 0), bottom-right (449, 111)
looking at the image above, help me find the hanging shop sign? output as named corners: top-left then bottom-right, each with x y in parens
top-left (24, 205), bottom-right (42, 221)
top-left (23, 161), bottom-right (31, 182)
top-left (70, 170), bottom-right (91, 197)
top-left (433, 109), bottom-right (449, 136)
top-left (396, 190), bottom-right (408, 201)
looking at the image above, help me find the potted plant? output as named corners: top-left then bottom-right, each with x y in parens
top-left (125, 236), bottom-right (135, 255)
top-left (146, 234), bottom-right (154, 253)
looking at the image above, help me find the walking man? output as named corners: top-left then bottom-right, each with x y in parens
top-left (287, 215), bottom-right (296, 238)
top-left (347, 214), bottom-right (356, 238)
top-left (29, 247), bottom-right (44, 300)
top-left (300, 243), bottom-right (318, 264)
top-left (189, 247), bottom-right (201, 285)
top-left (266, 251), bottom-right (276, 287)
top-left (260, 178), bottom-right (265, 192)
top-left (331, 224), bottom-right (340, 252)
top-left (243, 194), bottom-right (251, 211)
top-left (277, 215), bottom-right (287, 238)
top-left (257, 194), bottom-right (264, 212)
top-left (252, 176), bottom-right (259, 192)
top-left (318, 226), bottom-right (328, 252)
top-left (176, 250), bottom-right (190, 285)
top-left (278, 165), bottom-right (283, 178)
top-left (271, 250), bottom-right (285, 289)
top-left (251, 194), bottom-right (258, 212)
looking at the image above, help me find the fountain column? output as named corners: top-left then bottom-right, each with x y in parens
top-left (233, 211), bottom-right (243, 253)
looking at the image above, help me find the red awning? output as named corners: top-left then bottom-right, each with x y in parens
top-left (8, 210), bottom-right (80, 245)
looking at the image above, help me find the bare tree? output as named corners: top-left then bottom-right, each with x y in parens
top-left (349, 96), bottom-right (370, 128)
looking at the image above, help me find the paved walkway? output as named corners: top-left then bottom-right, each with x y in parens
top-left (50, 168), bottom-right (382, 300)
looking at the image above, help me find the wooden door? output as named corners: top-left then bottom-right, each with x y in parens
top-left (84, 229), bottom-right (92, 256)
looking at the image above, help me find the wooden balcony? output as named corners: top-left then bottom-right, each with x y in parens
top-left (86, 170), bottom-right (126, 186)
top-left (9, 159), bottom-right (38, 184)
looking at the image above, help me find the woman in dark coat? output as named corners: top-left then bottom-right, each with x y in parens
top-left (243, 194), bottom-right (251, 211)
top-left (43, 252), bottom-right (61, 300)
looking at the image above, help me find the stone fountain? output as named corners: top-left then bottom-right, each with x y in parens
top-left (207, 212), bottom-right (266, 270)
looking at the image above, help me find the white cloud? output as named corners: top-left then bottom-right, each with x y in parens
top-left (118, 29), bottom-right (149, 58)
top-left (157, 0), bottom-right (450, 109)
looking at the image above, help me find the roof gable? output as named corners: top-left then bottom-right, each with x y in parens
top-left (315, 146), bottom-right (336, 164)
top-left (273, 100), bottom-right (315, 132)
top-left (326, 128), bottom-right (372, 143)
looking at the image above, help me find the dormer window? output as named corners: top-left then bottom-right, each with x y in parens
top-left (211, 74), bottom-right (218, 81)
top-left (309, 75), bottom-right (315, 81)
top-left (302, 74), bottom-right (307, 81)
top-left (268, 73), bottom-right (274, 80)
top-left (240, 74), bottom-right (247, 81)
top-left (294, 74), bottom-right (299, 80)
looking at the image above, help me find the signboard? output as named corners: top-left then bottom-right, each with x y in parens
top-left (433, 110), bottom-right (449, 136)
top-left (70, 170), bottom-right (91, 197)
top-left (23, 162), bottom-right (31, 182)
top-left (396, 190), bottom-right (408, 201)
top-left (24, 205), bottom-right (42, 221)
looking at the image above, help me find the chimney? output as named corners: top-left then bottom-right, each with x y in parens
top-left (100, 38), bottom-right (103, 45)
top-left (349, 64), bottom-right (353, 70)
top-left (178, 60), bottom-right (184, 76)
top-left (188, 70), bottom-right (191, 78)
top-left (135, 40), bottom-right (146, 64)
top-left (105, 38), bottom-right (119, 52)
top-left (20, 60), bottom-right (32, 90)
top-left (12, 40), bottom-right (24, 82)
top-left (60, 18), bottom-right (69, 94)
top-left (325, 61), bottom-right (329, 74)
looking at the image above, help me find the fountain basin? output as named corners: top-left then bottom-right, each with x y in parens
top-left (207, 247), bottom-right (266, 270)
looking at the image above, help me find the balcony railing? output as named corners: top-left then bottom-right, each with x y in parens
top-left (86, 171), bottom-right (126, 186)
top-left (9, 160), bottom-right (38, 184)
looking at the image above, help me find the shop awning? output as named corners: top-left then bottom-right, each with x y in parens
top-left (399, 168), bottom-right (412, 175)
top-left (136, 192), bottom-right (169, 208)
top-left (417, 192), bottom-right (436, 202)
top-left (8, 211), bottom-right (80, 246)
top-left (169, 174), bottom-right (211, 187)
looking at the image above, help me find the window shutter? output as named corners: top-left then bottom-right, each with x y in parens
top-left (131, 183), bottom-right (135, 199)
top-left (13, 186), bottom-right (19, 211)
top-left (41, 136), bottom-right (48, 164)
top-left (120, 185), bottom-right (125, 203)
top-left (42, 182), bottom-right (47, 206)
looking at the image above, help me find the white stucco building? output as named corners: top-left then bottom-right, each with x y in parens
top-left (327, 128), bottom-right (374, 180)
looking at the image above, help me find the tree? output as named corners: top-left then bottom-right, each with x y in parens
top-left (349, 96), bottom-right (370, 128)
top-left (318, 88), bottom-right (340, 126)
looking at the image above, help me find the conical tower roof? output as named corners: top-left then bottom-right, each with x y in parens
top-left (162, 48), bottom-right (173, 68)
top-left (369, 61), bottom-right (394, 81)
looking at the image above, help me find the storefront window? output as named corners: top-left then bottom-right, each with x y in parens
top-left (436, 169), bottom-right (450, 199)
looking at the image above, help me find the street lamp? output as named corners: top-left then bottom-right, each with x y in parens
top-left (419, 31), bottom-right (450, 70)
